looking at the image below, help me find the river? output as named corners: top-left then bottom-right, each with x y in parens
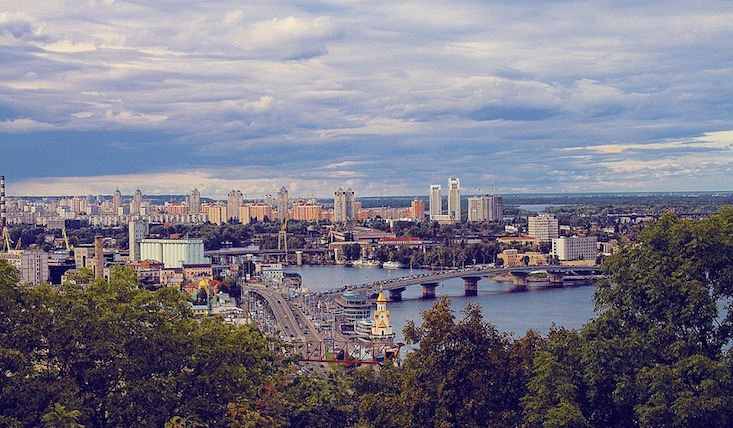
top-left (285, 265), bottom-right (597, 343)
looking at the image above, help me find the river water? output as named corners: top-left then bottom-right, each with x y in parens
top-left (285, 265), bottom-right (597, 343)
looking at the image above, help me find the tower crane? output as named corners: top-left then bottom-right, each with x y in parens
top-left (2, 227), bottom-right (12, 253)
top-left (62, 226), bottom-right (74, 253)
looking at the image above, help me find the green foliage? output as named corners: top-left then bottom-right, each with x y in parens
top-left (523, 207), bottom-right (733, 427)
top-left (0, 261), bottom-right (281, 427)
top-left (41, 403), bottom-right (84, 428)
top-left (354, 297), bottom-right (538, 428)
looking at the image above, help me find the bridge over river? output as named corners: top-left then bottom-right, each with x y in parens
top-left (323, 265), bottom-right (602, 300)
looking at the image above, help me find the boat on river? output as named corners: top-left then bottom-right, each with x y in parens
top-left (382, 261), bottom-right (403, 269)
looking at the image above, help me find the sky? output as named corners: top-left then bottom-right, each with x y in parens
top-left (1, 0), bottom-right (732, 199)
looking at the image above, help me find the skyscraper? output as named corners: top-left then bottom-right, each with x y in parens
top-left (334, 188), bottom-right (355, 223)
top-left (448, 177), bottom-right (460, 221)
top-left (227, 190), bottom-right (244, 222)
top-left (113, 188), bottom-right (122, 216)
top-left (131, 188), bottom-right (142, 215)
top-left (189, 188), bottom-right (201, 213)
top-left (277, 187), bottom-right (288, 221)
top-left (429, 185), bottom-right (442, 219)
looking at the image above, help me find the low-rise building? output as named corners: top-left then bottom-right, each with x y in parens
top-left (183, 263), bottom-right (213, 280)
top-left (498, 249), bottom-right (548, 267)
top-left (335, 291), bottom-right (371, 329)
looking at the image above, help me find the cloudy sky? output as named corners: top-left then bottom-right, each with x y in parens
top-left (1, 0), bottom-right (732, 199)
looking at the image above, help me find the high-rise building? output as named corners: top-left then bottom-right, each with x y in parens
top-left (238, 206), bottom-right (251, 225)
top-left (248, 202), bottom-right (272, 222)
top-left (528, 213), bottom-right (559, 244)
top-left (20, 249), bottom-right (49, 285)
top-left (490, 195), bottom-right (503, 222)
top-left (129, 219), bottom-right (149, 262)
top-left (113, 189), bottom-right (122, 216)
top-left (411, 197), bottom-right (425, 221)
top-left (467, 196), bottom-right (484, 222)
top-left (429, 185), bottom-right (441, 219)
top-left (467, 195), bottom-right (504, 222)
top-left (204, 202), bottom-right (227, 225)
top-left (189, 188), bottom-right (201, 213)
top-left (447, 177), bottom-right (461, 221)
top-left (277, 187), bottom-right (288, 221)
top-left (265, 194), bottom-right (274, 209)
top-left (131, 188), bottom-right (142, 215)
top-left (227, 190), bottom-right (244, 222)
top-left (334, 188), bottom-right (355, 223)
top-left (293, 200), bottom-right (321, 221)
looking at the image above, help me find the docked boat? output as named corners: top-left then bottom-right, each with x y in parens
top-left (353, 259), bottom-right (381, 267)
top-left (382, 261), bottom-right (403, 269)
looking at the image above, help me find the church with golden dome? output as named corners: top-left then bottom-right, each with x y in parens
top-left (370, 286), bottom-right (395, 342)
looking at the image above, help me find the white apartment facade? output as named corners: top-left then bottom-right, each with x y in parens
top-left (552, 236), bottom-right (598, 261)
top-left (528, 213), bottom-right (559, 244)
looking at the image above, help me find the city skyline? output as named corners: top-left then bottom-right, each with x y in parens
top-left (2, 2), bottom-right (733, 198)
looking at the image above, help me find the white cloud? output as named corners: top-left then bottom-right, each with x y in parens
top-left (104, 109), bottom-right (167, 124)
top-left (0, 118), bottom-right (54, 132)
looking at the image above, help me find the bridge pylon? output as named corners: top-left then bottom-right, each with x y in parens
top-left (509, 271), bottom-right (529, 292)
top-left (462, 276), bottom-right (480, 296)
top-left (547, 270), bottom-right (565, 287)
top-left (421, 282), bottom-right (439, 299)
top-left (388, 288), bottom-right (405, 301)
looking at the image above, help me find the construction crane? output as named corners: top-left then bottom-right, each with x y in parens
top-left (2, 228), bottom-right (12, 253)
top-left (14, 236), bottom-right (21, 250)
top-left (62, 227), bottom-right (74, 252)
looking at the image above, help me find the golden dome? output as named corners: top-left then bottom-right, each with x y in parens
top-left (377, 285), bottom-right (387, 303)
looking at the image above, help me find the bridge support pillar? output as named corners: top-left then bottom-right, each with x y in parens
top-left (421, 282), bottom-right (438, 299)
top-left (389, 288), bottom-right (405, 301)
top-left (547, 271), bottom-right (564, 288)
top-left (510, 271), bottom-right (529, 292)
top-left (462, 276), bottom-right (480, 296)
top-left (296, 251), bottom-right (303, 266)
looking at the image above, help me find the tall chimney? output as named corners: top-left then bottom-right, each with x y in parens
top-left (1, 175), bottom-right (6, 233)
top-left (94, 235), bottom-right (104, 280)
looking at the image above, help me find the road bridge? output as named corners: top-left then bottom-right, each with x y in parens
top-left (246, 285), bottom-right (322, 343)
top-left (324, 265), bottom-right (602, 300)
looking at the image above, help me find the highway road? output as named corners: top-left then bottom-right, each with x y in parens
top-left (245, 284), bottom-right (322, 343)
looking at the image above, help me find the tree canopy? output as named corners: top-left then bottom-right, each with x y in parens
top-left (523, 207), bottom-right (733, 427)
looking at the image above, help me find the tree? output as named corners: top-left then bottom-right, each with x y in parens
top-left (524, 208), bottom-right (733, 427)
top-left (41, 403), bottom-right (84, 428)
top-left (393, 297), bottom-right (536, 427)
top-left (0, 261), bottom-right (282, 427)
